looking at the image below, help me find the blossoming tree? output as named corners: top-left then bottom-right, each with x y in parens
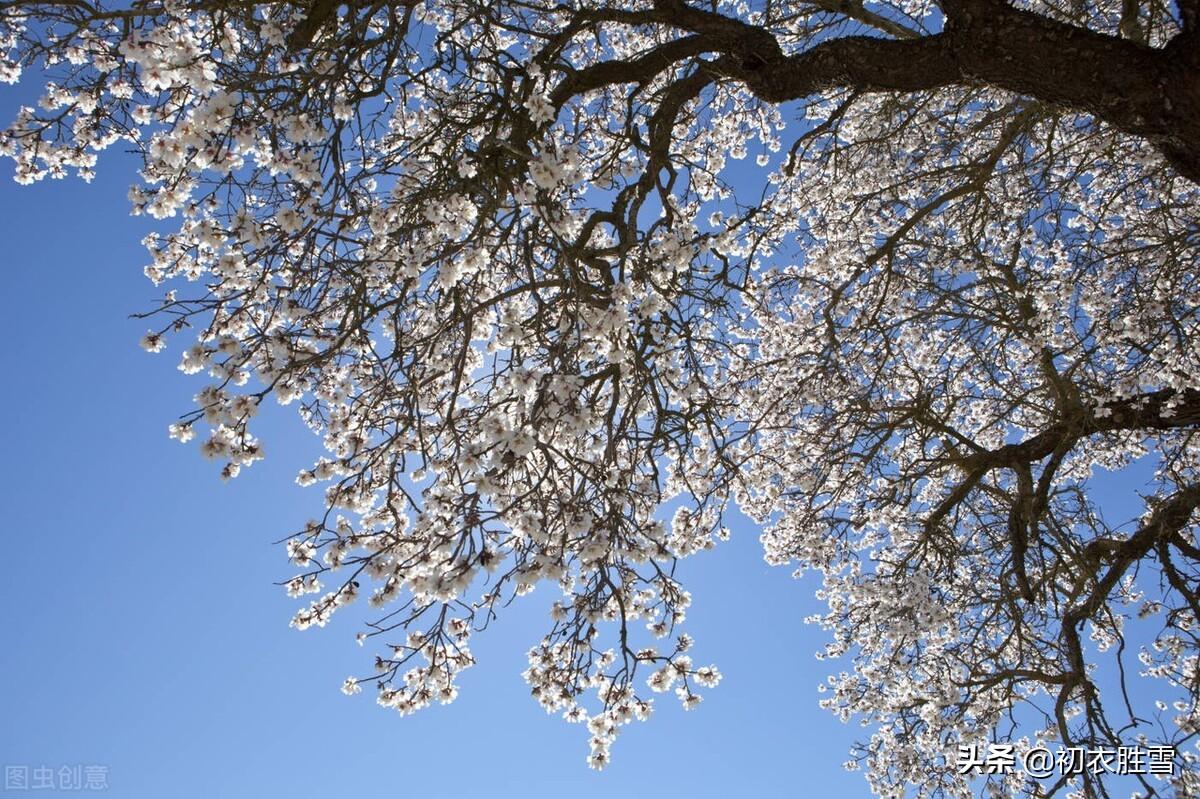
top-left (3, 0), bottom-right (1199, 794)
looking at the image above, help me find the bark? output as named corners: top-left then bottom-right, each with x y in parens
top-left (648, 0), bottom-right (1200, 183)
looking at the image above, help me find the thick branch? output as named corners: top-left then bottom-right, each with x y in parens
top-left (652, 2), bottom-right (1200, 182)
top-left (959, 388), bottom-right (1200, 474)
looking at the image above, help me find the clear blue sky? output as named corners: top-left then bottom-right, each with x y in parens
top-left (0, 95), bottom-right (866, 797)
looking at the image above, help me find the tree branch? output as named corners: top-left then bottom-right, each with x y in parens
top-left (645, 1), bottom-right (1200, 182)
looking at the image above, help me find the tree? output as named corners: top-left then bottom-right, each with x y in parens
top-left (3, 0), bottom-right (1199, 794)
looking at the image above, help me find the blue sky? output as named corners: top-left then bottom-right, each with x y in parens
top-left (3, 59), bottom-right (1185, 794)
top-left (0, 123), bottom-right (866, 795)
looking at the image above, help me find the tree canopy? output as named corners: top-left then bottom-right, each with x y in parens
top-left (3, 0), bottom-right (1199, 795)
